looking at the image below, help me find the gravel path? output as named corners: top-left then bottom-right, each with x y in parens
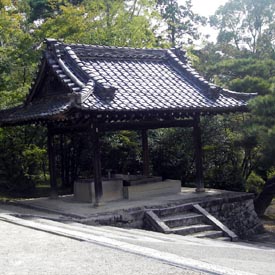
top-left (0, 207), bottom-right (205, 275)
top-left (1, 202), bottom-right (275, 275)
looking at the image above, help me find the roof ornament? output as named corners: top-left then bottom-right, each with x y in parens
top-left (94, 81), bottom-right (117, 101)
top-left (220, 89), bottom-right (257, 101)
top-left (57, 58), bottom-right (85, 89)
top-left (174, 47), bottom-right (189, 64)
top-left (207, 85), bottom-right (221, 100)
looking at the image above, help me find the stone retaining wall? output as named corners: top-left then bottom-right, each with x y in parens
top-left (200, 197), bottom-right (263, 238)
top-left (83, 192), bottom-right (263, 239)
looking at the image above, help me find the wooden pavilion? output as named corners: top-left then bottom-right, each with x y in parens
top-left (0, 39), bottom-right (255, 205)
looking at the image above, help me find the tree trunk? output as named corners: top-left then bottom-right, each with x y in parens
top-left (254, 176), bottom-right (275, 216)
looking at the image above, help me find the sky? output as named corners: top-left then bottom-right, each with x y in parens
top-left (179, 0), bottom-right (228, 17)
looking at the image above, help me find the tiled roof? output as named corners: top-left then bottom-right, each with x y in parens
top-left (53, 41), bottom-right (254, 112)
top-left (0, 39), bottom-right (256, 125)
top-left (0, 96), bottom-right (72, 125)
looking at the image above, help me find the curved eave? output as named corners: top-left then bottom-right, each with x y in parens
top-left (0, 97), bottom-right (73, 127)
top-left (0, 101), bottom-right (250, 128)
top-left (74, 102), bottom-right (250, 117)
top-left (0, 111), bottom-right (70, 127)
top-left (220, 89), bottom-right (257, 102)
top-left (0, 112), bottom-right (69, 127)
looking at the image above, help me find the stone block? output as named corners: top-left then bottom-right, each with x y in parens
top-left (74, 179), bottom-right (123, 203)
top-left (123, 180), bottom-right (181, 200)
top-left (74, 180), bottom-right (92, 202)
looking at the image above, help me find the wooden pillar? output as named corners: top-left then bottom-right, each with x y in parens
top-left (47, 126), bottom-right (58, 198)
top-left (142, 129), bottom-right (150, 177)
top-left (193, 114), bottom-right (204, 192)
top-left (60, 134), bottom-right (66, 188)
top-left (91, 124), bottom-right (103, 206)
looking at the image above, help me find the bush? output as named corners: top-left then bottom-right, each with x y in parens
top-left (246, 171), bottom-right (265, 194)
top-left (0, 126), bottom-right (47, 194)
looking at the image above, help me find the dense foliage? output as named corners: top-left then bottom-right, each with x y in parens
top-left (0, 0), bottom-right (274, 197)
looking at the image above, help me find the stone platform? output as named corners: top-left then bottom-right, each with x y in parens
top-left (10, 188), bottom-right (236, 218)
top-left (9, 188), bottom-right (263, 238)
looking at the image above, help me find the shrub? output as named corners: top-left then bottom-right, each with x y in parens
top-left (246, 171), bottom-right (265, 194)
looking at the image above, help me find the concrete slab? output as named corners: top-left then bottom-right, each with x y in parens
top-left (9, 188), bottom-right (253, 221)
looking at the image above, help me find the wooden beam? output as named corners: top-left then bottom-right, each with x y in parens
top-left (50, 119), bottom-right (194, 134)
top-left (91, 124), bottom-right (103, 206)
top-left (193, 114), bottom-right (204, 192)
top-left (47, 126), bottom-right (58, 198)
top-left (100, 119), bottom-right (195, 131)
top-left (142, 130), bottom-right (150, 177)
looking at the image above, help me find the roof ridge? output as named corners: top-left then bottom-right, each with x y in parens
top-left (63, 42), bottom-right (166, 52)
top-left (46, 40), bottom-right (168, 61)
top-left (56, 57), bottom-right (85, 89)
top-left (45, 38), bottom-right (168, 53)
top-left (63, 46), bottom-right (119, 104)
top-left (170, 48), bottom-right (257, 100)
top-left (166, 50), bottom-right (220, 100)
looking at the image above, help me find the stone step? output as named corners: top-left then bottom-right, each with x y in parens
top-left (171, 224), bottom-right (214, 235)
top-left (162, 212), bottom-right (204, 228)
top-left (145, 204), bottom-right (238, 242)
top-left (154, 204), bottom-right (194, 218)
top-left (191, 230), bottom-right (223, 239)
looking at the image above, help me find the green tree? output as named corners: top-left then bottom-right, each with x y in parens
top-left (249, 86), bottom-right (275, 171)
top-left (84, 0), bottom-right (160, 47)
top-left (157, 0), bottom-right (205, 47)
top-left (0, 0), bottom-right (38, 107)
top-left (190, 0), bottom-right (275, 194)
top-left (27, 0), bottom-right (84, 22)
top-left (0, 1), bottom-right (48, 194)
top-left (198, 58), bottom-right (275, 95)
top-left (210, 0), bottom-right (275, 57)
top-left (36, 4), bottom-right (89, 43)
top-left (36, 0), bottom-right (160, 47)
